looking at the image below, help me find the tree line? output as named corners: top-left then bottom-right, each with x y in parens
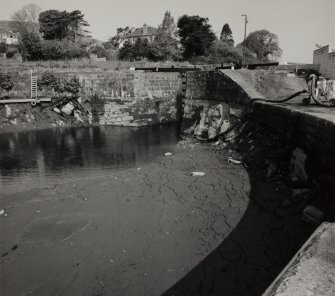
top-left (2, 3), bottom-right (282, 64)
top-left (117, 12), bottom-right (282, 64)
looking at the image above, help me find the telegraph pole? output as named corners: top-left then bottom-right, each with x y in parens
top-left (241, 14), bottom-right (248, 66)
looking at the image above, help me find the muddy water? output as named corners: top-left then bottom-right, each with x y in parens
top-left (0, 124), bottom-right (179, 195)
top-left (0, 126), bottom-right (315, 296)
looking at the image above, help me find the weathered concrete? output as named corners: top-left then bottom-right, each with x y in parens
top-left (262, 222), bottom-right (335, 296)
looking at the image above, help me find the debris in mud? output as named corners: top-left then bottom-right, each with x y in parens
top-left (0, 209), bottom-right (5, 216)
top-left (303, 205), bottom-right (325, 224)
top-left (227, 157), bottom-right (242, 165)
top-left (191, 172), bottom-right (206, 176)
top-left (53, 107), bottom-right (61, 114)
top-left (164, 152), bottom-right (173, 156)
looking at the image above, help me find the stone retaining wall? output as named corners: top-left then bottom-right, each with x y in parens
top-left (79, 71), bottom-right (182, 126)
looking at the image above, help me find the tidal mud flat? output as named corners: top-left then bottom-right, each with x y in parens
top-left (0, 133), bottom-right (315, 296)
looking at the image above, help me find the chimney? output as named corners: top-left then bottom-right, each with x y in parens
top-left (143, 23), bottom-right (148, 34)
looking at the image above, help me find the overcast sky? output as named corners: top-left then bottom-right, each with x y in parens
top-left (1, 0), bottom-right (334, 63)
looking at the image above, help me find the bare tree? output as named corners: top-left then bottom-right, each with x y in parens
top-left (11, 3), bottom-right (41, 37)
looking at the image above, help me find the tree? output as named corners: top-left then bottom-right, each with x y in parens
top-left (243, 29), bottom-right (282, 62)
top-left (118, 41), bottom-right (135, 60)
top-left (177, 15), bottom-right (216, 59)
top-left (11, 3), bottom-right (41, 37)
top-left (67, 10), bottom-right (89, 40)
top-left (108, 27), bottom-right (130, 48)
top-left (235, 44), bottom-right (257, 64)
top-left (149, 11), bottom-right (183, 61)
top-left (18, 31), bottom-right (42, 60)
top-left (220, 23), bottom-right (234, 46)
top-left (133, 38), bottom-right (150, 59)
top-left (39, 10), bottom-right (68, 40)
top-left (39, 9), bottom-right (89, 41)
top-left (161, 11), bottom-right (178, 40)
top-left (149, 30), bottom-right (183, 61)
top-left (11, 3), bottom-right (42, 61)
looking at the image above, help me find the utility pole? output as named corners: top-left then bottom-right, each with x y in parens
top-left (241, 14), bottom-right (248, 66)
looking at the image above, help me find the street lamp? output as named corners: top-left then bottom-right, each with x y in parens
top-left (241, 14), bottom-right (248, 66)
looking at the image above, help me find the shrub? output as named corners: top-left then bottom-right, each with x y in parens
top-left (62, 41), bottom-right (89, 59)
top-left (38, 70), bottom-right (60, 89)
top-left (207, 40), bottom-right (242, 65)
top-left (18, 32), bottom-right (43, 61)
top-left (5, 47), bottom-right (18, 58)
top-left (0, 42), bottom-right (7, 54)
top-left (38, 71), bottom-right (80, 96)
top-left (63, 76), bottom-right (81, 94)
top-left (0, 72), bottom-right (14, 91)
top-left (40, 40), bottom-right (65, 60)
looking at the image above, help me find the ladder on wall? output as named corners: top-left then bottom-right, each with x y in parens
top-left (31, 70), bottom-right (38, 100)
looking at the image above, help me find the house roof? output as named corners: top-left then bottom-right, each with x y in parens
top-left (125, 26), bottom-right (157, 38)
top-left (0, 28), bottom-right (18, 37)
top-left (0, 21), bottom-right (17, 33)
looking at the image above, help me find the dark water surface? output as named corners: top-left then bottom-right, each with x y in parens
top-left (0, 124), bottom-right (179, 195)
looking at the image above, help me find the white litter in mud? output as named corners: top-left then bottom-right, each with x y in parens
top-left (228, 157), bottom-right (242, 165)
top-left (164, 152), bottom-right (173, 156)
top-left (191, 172), bottom-right (206, 176)
top-left (0, 209), bottom-right (5, 215)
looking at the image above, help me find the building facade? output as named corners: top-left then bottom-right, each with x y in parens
top-left (313, 45), bottom-right (335, 79)
top-left (123, 24), bottom-right (157, 45)
top-left (0, 27), bottom-right (18, 44)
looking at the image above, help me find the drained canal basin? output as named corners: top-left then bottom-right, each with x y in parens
top-left (0, 124), bottom-right (314, 296)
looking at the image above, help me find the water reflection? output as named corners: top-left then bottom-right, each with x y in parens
top-left (0, 124), bottom-right (179, 195)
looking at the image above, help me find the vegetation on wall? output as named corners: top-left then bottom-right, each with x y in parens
top-left (38, 70), bottom-right (81, 96)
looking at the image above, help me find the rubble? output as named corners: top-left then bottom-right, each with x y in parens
top-left (61, 102), bottom-right (75, 115)
top-left (303, 205), bottom-right (325, 224)
top-left (193, 103), bottom-right (231, 140)
top-left (191, 172), bottom-right (206, 176)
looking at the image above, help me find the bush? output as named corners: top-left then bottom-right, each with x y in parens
top-left (62, 41), bottom-right (89, 59)
top-left (207, 40), bottom-right (242, 65)
top-left (118, 41), bottom-right (135, 61)
top-left (0, 72), bottom-right (14, 92)
top-left (38, 71), bottom-right (81, 96)
top-left (40, 40), bottom-right (65, 60)
top-left (38, 70), bottom-right (59, 89)
top-left (18, 32), bottom-right (43, 61)
top-left (63, 77), bottom-right (81, 94)
top-left (5, 47), bottom-right (18, 58)
top-left (0, 42), bottom-right (7, 54)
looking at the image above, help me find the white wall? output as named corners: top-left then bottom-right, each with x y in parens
top-left (313, 45), bottom-right (335, 79)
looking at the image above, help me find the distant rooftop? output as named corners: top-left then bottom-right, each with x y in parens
top-left (125, 25), bottom-right (157, 38)
top-left (0, 20), bottom-right (17, 33)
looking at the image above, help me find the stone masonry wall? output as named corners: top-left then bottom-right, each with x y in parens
top-left (313, 45), bottom-right (335, 79)
top-left (182, 71), bottom-right (250, 129)
top-left (185, 71), bottom-right (250, 105)
top-left (78, 71), bottom-right (182, 126)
